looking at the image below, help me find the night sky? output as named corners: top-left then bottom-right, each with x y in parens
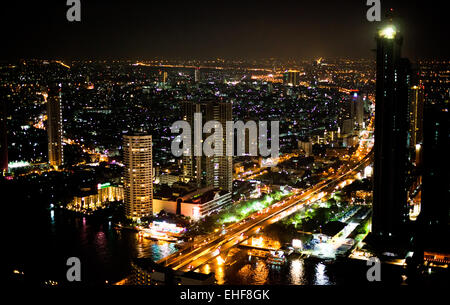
top-left (1, 0), bottom-right (448, 60)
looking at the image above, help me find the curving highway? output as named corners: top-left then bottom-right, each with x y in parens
top-left (158, 148), bottom-right (373, 272)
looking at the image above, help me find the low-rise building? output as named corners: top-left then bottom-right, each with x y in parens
top-left (153, 186), bottom-right (232, 220)
top-left (157, 173), bottom-right (180, 186)
top-left (67, 183), bottom-right (123, 212)
top-left (130, 258), bottom-right (216, 285)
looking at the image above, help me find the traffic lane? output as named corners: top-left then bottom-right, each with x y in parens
top-left (173, 175), bottom-right (343, 269)
top-left (182, 159), bottom-right (372, 271)
top-left (169, 154), bottom-right (372, 269)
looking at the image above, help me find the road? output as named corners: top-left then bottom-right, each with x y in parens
top-left (158, 149), bottom-right (373, 272)
top-left (158, 116), bottom-right (374, 271)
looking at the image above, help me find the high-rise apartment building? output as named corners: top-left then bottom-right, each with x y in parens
top-left (420, 105), bottom-right (449, 230)
top-left (123, 133), bottom-right (153, 220)
top-left (419, 60), bottom-right (449, 107)
top-left (181, 101), bottom-right (207, 187)
top-left (206, 101), bottom-right (233, 192)
top-left (351, 91), bottom-right (364, 128)
top-left (0, 88), bottom-right (7, 174)
top-left (194, 67), bottom-right (201, 83)
top-left (408, 82), bottom-right (424, 163)
top-left (181, 101), bottom-right (233, 192)
top-left (46, 85), bottom-right (63, 168)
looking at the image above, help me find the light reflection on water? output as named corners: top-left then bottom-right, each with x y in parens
top-left (314, 263), bottom-right (331, 285)
top-left (94, 231), bottom-right (107, 260)
top-left (135, 235), bottom-right (178, 260)
top-left (206, 250), bottom-right (334, 285)
top-left (43, 210), bottom-right (340, 284)
top-left (216, 266), bottom-right (225, 285)
top-left (253, 260), bottom-right (269, 285)
top-left (237, 264), bottom-right (253, 283)
top-left (43, 210), bottom-right (178, 283)
top-left (290, 259), bottom-right (305, 285)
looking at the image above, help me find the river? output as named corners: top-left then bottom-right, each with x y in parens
top-left (9, 206), bottom-right (403, 285)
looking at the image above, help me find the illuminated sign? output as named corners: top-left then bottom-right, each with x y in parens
top-left (97, 182), bottom-right (111, 189)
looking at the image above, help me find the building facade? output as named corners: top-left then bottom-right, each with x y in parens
top-left (351, 91), bottom-right (364, 128)
top-left (153, 186), bottom-right (232, 220)
top-left (283, 70), bottom-right (300, 86)
top-left (181, 100), bottom-right (233, 192)
top-left (181, 101), bottom-right (206, 186)
top-left (123, 133), bottom-right (153, 220)
top-left (67, 184), bottom-right (124, 213)
top-left (206, 101), bottom-right (233, 192)
top-left (130, 258), bottom-right (215, 285)
top-left (372, 25), bottom-right (411, 241)
top-left (46, 85), bottom-right (63, 168)
top-left (194, 67), bottom-right (201, 83)
top-left (0, 88), bottom-right (7, 174)
top-left (408, 83), bottom-right (424, 163)
top-left (420, 105), bottom-right (449, 229)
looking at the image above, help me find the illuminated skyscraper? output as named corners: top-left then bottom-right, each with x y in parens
top-left (408, 82), bottom-right (424, 163)
top-left (123, 133), bottom-right (153, 220)
top-left (181, 100), bottom-right (233, 192)
top-left (0, 88), bottom-right (7, 174)
top-left (181, 101), bottom-right (207, 186)
top-left (283, 70), bottom-right (300, 86)
top-left (351, 91), bottom-right (364, 128)
top-left (419, 60), bottom-right (449, 108)
top-left (45, 85), bottom-right (63, 168)
top-left (162, 71), bottom-right (168, 84)
top-left (194, 67), bottom-right (201, 83)
top-left (372, 25), bottom-right (411, 241)
top-left (205, 101), bottom-right (233, 192)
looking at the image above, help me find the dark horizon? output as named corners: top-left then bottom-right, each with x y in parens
top-left (1, 0), bottom-right (449, 61)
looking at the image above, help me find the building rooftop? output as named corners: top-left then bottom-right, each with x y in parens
top-left (182, 271), bottom-right (215, 281)
top-left (132, 258), bottom-right (170, 274)
top-left (154, 184), bottom-right (230, 204)
top-left (132, 258), bottom-right (215, 282)
top-left (180, 186), bottom-right (230, 204)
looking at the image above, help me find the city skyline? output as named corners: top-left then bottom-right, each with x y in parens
top-left (2, 0), bottom-right (448, 294)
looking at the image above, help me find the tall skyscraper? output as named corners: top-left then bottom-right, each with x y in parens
top-left (206, 101), bottom-right (233, 192)
top-left (412, 64), bottom-right (449, 270)
top-left (194, 67), bottom-right (201, 83)
top-left (162, 71), bottom-right (168, 84)
top-left (123, 133), bottom-right (153, 220)
top-left (372, 25), bottom-right (411, 241)
top-left (351, 91), bottom-right (364, 128)
top-left (181, 101), bottom-right (207, 187)
top-left (45, 85), bottom-right (63, 168)
top-left (419, 60), bottom-right (449, 108)
top-left (181, 100), bottom-right (233, 192)
top-left (0, 88), bottom-right (8, 174)
top-left (408, 82), bottom-right (424, 163)
top-left (420, 105), bottom-right (449, 230)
